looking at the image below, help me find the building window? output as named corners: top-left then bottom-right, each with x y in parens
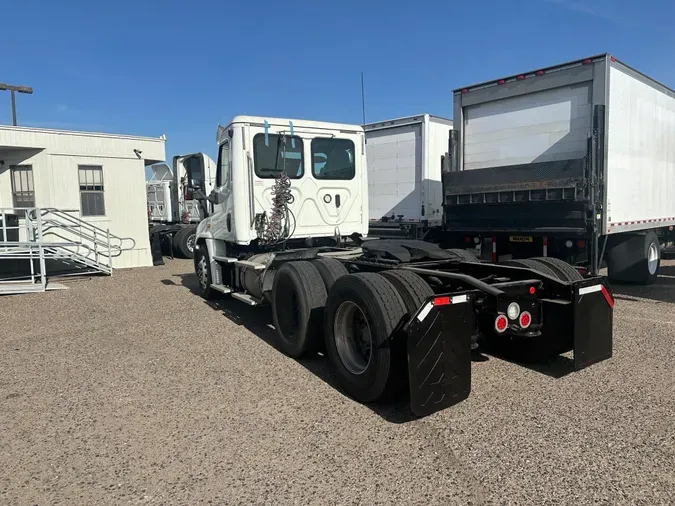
top-left (311, 138), bottom-right (356, 180)
top-left (79, 166), bottom-right (105, 216)
top-left (10, 165), bottom-right (36, 208)
top-left (253, 133), bottom-right (304, 179)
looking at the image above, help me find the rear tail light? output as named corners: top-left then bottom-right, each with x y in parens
top-left (519, 311), bottom-right (532, 329)
top-left (529, 286), bottom-right (536, 295)
top-left (495, 315), bottom-right (508, 333)
top-left (577, 240), bottom-right (586, 248)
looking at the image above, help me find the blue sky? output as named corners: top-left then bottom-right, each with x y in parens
top-left (2, 0), bottom-right (673, 173)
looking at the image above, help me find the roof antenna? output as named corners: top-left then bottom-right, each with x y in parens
top-left (361, 72), bottom-right (366, 125)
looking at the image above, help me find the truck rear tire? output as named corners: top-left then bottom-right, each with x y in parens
top-left (607, 231), bottom-right (660, 285)
top-left (173, 226), bottom-right (197, 259)
top-left (271, 261), bottom-right (327, 358)
top-left (445, 248), bottom-right (478, 262)
top-left (324, 273), bottom-right (407, 403)
top-left (311, 257), bottom-right (349, 291)
top-left (502, 259), bottom-right (559, 279)
top-left (379, 270), bottom-right (433, 316)
top-left (528, 257), bottom-right (583, 282)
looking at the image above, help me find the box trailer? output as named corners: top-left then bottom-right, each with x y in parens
top-left (446, 54), bottom-right (675, 284)
top-left (365, 114), bottom-right (453, 239)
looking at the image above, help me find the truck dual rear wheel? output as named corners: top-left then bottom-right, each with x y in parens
top-left (271, 261), bottom-right (327, 358)
top-left (324, 273), bottom-right (407, 403)
top-left (311, 257), bottom-right (349, 291)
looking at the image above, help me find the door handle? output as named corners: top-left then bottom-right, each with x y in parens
top-left (335, 194), bottom-right (341, 208)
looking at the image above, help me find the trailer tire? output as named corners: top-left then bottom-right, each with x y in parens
top-left (528, 257), bottom-right (583, 282)
top-left (607, 231), bottom-right (660, 285)
top-left (311, 257), bottom-right (349, 291)
top-left (271, 261), bottom-right (327, 358)
top-left (173, 226), bottom-right (197, 259)
top-left (324, 273), bottom-right (407, 403)
top-left (445, 248), bottom-right (478, 262)
top-left (380, 270), bottom-right (433, 316)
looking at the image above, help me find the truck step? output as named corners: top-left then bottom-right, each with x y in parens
top-left (210, 284), bottom-right (232, 294)
top-left (231, 292), bottom-right (263, 305)
top-left (213, 255), bottom-right (236, 263)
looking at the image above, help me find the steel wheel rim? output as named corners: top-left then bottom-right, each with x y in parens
top-left (187, 234), bottom-right (196, 253)
top-left (334, 301), bottom-right (372, 375)
top-left (648, 242), bottom-right (659, 275)
top-left (197, 255), bottom-right (208, 289)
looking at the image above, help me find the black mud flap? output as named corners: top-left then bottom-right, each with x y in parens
top-left (405, 292), bottom-right (475, 417)
top-left (572, 279), bottom-right (614, 370)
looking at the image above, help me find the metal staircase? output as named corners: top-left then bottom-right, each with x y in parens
top-left (0, 207), bottom-right (135, 295)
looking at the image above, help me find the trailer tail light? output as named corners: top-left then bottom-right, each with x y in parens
top-left (519, 311), bottom-right (532, 329)
top-left (461, 89), bottom-right (468, 94)
top-left (582, 58), bottom-right (592, 64)
top-left (516, 75), bottom-right (525, 81)
top-left (536, 70), bottom-right (544, 76)
top-left (529, 286), bottom-right (536, 295)
top-left (495, 315), bottom-right (508, 333)
top-left (497, 79), bottom-right (506, 85)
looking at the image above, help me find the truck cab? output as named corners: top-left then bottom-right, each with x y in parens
top-left (196, 116), bottom-right (368, 247)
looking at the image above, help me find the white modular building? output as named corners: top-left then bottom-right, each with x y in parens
top-left (0, 125), bottom-right (166, 272)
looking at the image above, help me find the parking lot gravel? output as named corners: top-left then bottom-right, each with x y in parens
top-left (1, 259), bottom-right (674, 505)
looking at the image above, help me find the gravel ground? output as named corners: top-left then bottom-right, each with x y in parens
top-left (1, 259), bottom-right (674, 505)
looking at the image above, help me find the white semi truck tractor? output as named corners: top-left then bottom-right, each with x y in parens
top-left (147, 153), bottom-right (216, 259)
top-left (189, 115), bottom-right (614, 417)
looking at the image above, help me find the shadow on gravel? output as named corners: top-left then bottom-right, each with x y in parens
top-left (480, 348), bottom-right (576, 379)
top-left (608, 269), bottom-right (675, 305)
top-left (163, 272), bottom-right (421, 424)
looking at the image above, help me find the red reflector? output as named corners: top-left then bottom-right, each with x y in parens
top-left (495, 315), bottom-right (508, 333)
top-left (582, 58), bottom-right (592, 64)
top-left (529, 286), bottom-right (536, 295)
top-left (497, 79), bottom-right (506, 85)
top-left (461, 89), bottom-right (468, 94)
top-left (601, 286), bottom-right (614, 308)
top-left (577, 240), bottom-right (585, 248)
top-left (536, 70), bottom-right (545, 76)
top-left (516, 75), bottom-right (525, 80)
top-left (433, 296), bottom-right (451, 306)
top-left (610, 56), bottom-right (616, 62)
top-left (519, 311), bottom-right (531, 329)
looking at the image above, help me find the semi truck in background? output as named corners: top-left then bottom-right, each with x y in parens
top-left (444, 53), bottom-right (675, 284)
top-left (365, 114), bottom-right (453, 241)
top-left (146, 152), bottom-right (216, 258)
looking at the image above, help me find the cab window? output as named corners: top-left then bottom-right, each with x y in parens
top-left (253, 133), bottom-right (304, 179)
top-left (311, 138), bottom-right (355, 180)
top-left (216, 140), bottom-right (231, 187)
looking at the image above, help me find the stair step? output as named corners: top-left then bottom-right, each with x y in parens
top-left (231, 292), bottom-right (263, 305)
top-left (210, 284), bottom-right (232, 294)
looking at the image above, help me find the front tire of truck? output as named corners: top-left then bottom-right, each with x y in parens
top-left (271, 261), bottom-right (328, 358)
top-left (324, 273), bottom-right (407, 403)
top-left (607, 231), bottom-right (660, 285)
top-left (195, 247), bottom-right (217, 300)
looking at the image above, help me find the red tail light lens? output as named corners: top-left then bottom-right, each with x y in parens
top-left (519, 311), bottom-right (532, 329)
top-left (529, 286), bottom-right (536, 295)
top-left (495, 315), bottom-right (508, 333)
top-left (433, 296), bottom-right (451, 306)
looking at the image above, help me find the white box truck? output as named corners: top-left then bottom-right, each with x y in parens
top-left (446, 54), bottom-right (675, 284)
top-left (365, 114), bottom-right (453, 239)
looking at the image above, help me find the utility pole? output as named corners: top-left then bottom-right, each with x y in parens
top-left (0, 83), bottom-right (34, 126)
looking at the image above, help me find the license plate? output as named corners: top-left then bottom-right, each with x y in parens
top-left (509, 235), bottom-right (533, 243)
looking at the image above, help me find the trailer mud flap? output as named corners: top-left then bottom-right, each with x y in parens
top-left (572, 280), bottom-right (614, 371)
top-left (405, 292), bottom-right (475, 417)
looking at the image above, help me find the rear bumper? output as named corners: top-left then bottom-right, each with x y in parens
top-left (403, 277), bottom-right (614, 417)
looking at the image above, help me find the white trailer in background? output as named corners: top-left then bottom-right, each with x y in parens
top-left (364, 114), bottom-right (453, 239)
top-left (146, 153), bottom-right (216, 259)
top-left (446, 54), bottom-right (675, 284)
